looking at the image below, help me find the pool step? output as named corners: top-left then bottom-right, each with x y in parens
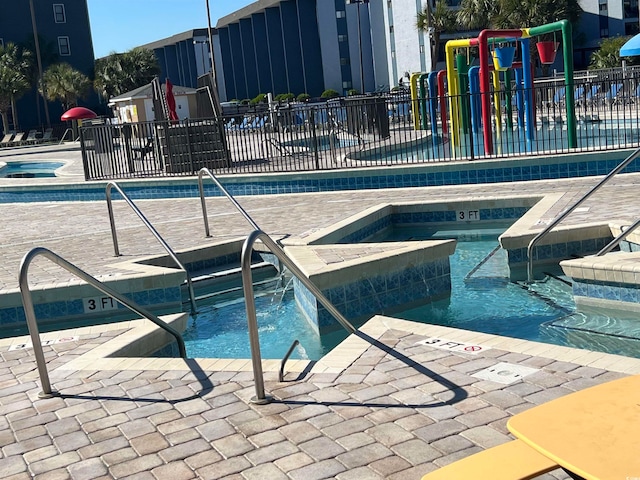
top-left (183, 261), bottom-right (281, 304)
top-left (190, 261), bottom-right (274, 283)
top-left (464, 245), bottom-right (510, 288)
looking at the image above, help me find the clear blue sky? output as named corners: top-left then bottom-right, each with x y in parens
top-left (87, 0), bottom-right (253, 58)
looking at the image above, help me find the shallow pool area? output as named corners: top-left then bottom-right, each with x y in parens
top-left (0, 161), bottom-right (63, 178)
top-left (173, 224), bottom-right (640, 361)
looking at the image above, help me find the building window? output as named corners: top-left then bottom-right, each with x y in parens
top-left (420, 44), bottom-right (424, 53)
top-left (599, 3), bottom-right (608, 11)
top-left (338, 34), bottom-right (347, 42)
top-left (58, 36), bottom-right (70, 56)
top-left (342, 81), bottom-right (352, 89)
top-left (336, 10), bottom-right (346, 18)
top-left (340, 57), bottom-right (350, 65)
top-left (390, 25), bottom-right (394, 33)
top-left (600, 28), bottom-right (609, 37)
top-left (53, 4), bottom-right (66, 23)
top-left (626, 22), bottom-right (640, 34)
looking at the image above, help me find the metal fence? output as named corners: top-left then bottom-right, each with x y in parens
top-left (80, 70), bottom-right (640, 181)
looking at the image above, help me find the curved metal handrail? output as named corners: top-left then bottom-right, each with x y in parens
top-left (105, 181), bottom-right (197, 315)
top-left (197, 167), bottom-right (260, 237)
top-left (241, 229), bottom-right (356, 404)
top-left (526, 146), bottom-right (640, 282)
top-left (596, 218), bottom-right (640, 256)
top-left (19, 247), bottom-right (187, 398)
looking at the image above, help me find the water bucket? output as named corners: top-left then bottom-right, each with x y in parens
top-left (492, 46), bottom-right (516, 71)
top-left (537, 41), bottom-right (559, 64)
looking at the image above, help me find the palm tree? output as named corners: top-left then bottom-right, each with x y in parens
top-left (458, 0), bottom-right (581, 31)
top-left (94, 47), bottom-right (160, 100)
top-left (493, 0), bottom-right (581, 30)
top-left (456, 0), bottom-right (499, 30)
top-left (0, 43), bottom-right (32, 134)
top-left (417, 0), bottom-right (458, 71)
top-left (589, 36), bottom-right (638, 70)
top-left (42, 63), bottom-right (91, 111)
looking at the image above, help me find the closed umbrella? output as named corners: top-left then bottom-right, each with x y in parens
top-left (61, 106), bottom-right (97, 121)
top-left (165, 78), bottom-right (179, 122)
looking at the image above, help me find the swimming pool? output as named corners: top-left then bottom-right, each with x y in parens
top-left (356, 122), bottom-right (640, 162)
top-left (0, 161), bottom-right (63, 178)
top-left (181, 225), bottom-right (640, 360)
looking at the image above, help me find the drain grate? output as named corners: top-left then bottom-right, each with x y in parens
top-left (472, 362), bottom-right (539, 384)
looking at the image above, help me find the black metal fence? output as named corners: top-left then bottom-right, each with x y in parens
top-left (80, 69), bottom-right (640, 181)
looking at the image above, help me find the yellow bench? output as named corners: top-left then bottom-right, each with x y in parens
top-left (421, 439), bottom-right (559, 480)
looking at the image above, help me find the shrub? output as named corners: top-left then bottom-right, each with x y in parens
top-left (250, 93), bottom-right (267, 105)
top-left (320, 89), bottom-right (340, 99)
top-left (297, 93), bottom-right (311, 102)
top-left (274, 93), bottom-right (295, 102)
top-left (347, 89), bottom-right (360, 96)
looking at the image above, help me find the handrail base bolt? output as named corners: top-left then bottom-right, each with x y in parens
top-left (250, 395), bottom-right (273, 405)
top-left (38, 390), bottom-right (58, 399)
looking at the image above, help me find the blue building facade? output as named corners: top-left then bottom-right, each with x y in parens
top-left (213, 0), bottom-right (375, 101)
top-left (140, 29), bottom-right (212, 91)
top-left (0, 0), bottom-right (95, 132)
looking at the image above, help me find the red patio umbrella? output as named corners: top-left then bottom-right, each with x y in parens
top-left (165, 78), bottom-right (179, 122)
top-left (61, 106), bottom-right (97, 121)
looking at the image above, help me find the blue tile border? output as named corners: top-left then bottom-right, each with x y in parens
top-left (1, 152), bottom-right (636, 204)
top-left (573, 279), bottom-right (640, 305)
top-left (294, 257), bottom-right (451, 334)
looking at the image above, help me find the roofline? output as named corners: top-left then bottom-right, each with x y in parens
top-left (139, 28), bottom-right (212, 50)
top-left (216, 0), bottom-right (283, 28)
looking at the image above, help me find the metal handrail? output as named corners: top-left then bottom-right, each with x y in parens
top-left (197, 168), bottom-right (260, 237)
top-left (526, 146), bottom-right (640, 282)
top-left (105, 181), bottom-right (197, 315)
top-left (241, 229), bottom-right (356, 404)
top-left (19, 247), bottom-right (187, 398)
top-left (596, 219), bottom-right (640, 256)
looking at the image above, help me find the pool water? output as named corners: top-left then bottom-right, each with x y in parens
top-left (183, 226), bottom-right (640, 360)
top-left (0, 162), bottom-right (63, 178)
top-left (183, 289), bottom-right (327, 360)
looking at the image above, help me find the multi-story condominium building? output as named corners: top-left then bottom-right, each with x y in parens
top-left (139, 0), bottom-right (640, 103)
top-left (0, 0), bottom-right (95, 131)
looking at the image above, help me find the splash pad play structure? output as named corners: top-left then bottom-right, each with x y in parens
top-left (410, 20), bottom-right (577, 157)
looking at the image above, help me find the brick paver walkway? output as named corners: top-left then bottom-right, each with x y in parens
top-left (1, 145), bottom-right (639, 479)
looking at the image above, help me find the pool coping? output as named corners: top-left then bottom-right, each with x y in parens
top-left (10, 315), bottom-right (640, 378)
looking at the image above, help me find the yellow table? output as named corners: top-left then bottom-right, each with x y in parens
top-left (507, 375), bottom-right (640, 480)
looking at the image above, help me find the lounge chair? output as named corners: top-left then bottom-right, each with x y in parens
top-left (8, 132), bottom-right (25, 146)
top-left (132, 137), bottom-right (154, 159)
top-left (0, 133), bottom-right (14, 147)
top-left (23, 130), bottom-right (39, 144)
top-left (38, 128), bottom-right (55, 143)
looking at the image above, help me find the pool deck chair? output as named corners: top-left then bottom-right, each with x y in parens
top-left (132, 137), bottom-right (154, 159)
top-left (421, 439), bottom-right (559, 480)
top-left (23, 130), bottom-right (39, 144)
top-left (0, 133), bottom-right (14, 147)
top-left (8, 132), bottom-right (25, 146)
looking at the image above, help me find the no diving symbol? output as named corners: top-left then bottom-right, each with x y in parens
top-left (464, 345), bottom-right (482, 352)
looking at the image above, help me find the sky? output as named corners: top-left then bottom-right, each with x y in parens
top-left (87, 0), bottom-right (254, 58)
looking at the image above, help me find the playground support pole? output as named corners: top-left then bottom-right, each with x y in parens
top-left (520, 37), bottom-right (535, 146)
top-left (468, 66), bottom-right (481, 136)
top-left (410, 73), bottom-right (421, 131)
top-left (445, 39), bottom-right (477, 153)
top-left (419, 74), bottom-right (429, 130)
top-left (478, 29), bottom-right (525, 156)
top-left (527, 20), bottom-right (576, 148)
top-left (515, 67), bottom-right (525, 129)
top-left (437, 70), bottom-right (448, 135)
top-left (428, 72), bottom-right (439, 150)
